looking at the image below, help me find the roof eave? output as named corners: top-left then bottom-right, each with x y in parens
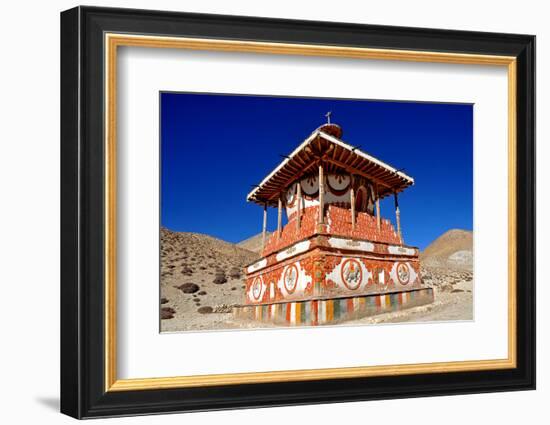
top-left (318, 131), bottom-right (415, 184)
top-left (247, 130), bottom-right (415, 204)
top-left (246, 130), bottom-right (320, 202)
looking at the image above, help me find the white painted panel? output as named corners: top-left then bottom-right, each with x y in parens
top-left (388, 245), bottom-right (416, 256)
top-left (247, 258), bottom-right (267, 273)
top-left (276, 240), bottom-right (311, 262)
top-left (328, 237), bottom-right (375, 252)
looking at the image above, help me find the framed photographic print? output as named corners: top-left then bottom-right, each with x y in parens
top-left (60, 6), bottom-right (535, 419)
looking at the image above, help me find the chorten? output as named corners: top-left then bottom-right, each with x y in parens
top-left (234, 117), bottom-right (434, 326)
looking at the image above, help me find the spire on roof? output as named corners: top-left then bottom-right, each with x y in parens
top-left (319, 112), bottom-right (342, 138)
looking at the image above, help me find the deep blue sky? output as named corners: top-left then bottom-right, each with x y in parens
top-left (161, 92), bottom-right (472, 250)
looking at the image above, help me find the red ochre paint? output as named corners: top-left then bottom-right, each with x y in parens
top-left (239, 123), bottom-right (433, 326)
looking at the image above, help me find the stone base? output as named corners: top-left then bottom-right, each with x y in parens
top-left (233, 288), bottom-right (434, 327)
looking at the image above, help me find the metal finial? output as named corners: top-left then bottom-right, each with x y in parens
top-left (325, 111), bottom-right (332, 124)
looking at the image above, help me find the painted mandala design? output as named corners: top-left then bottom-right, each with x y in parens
top-left (396, 262), bottom-right (410, 285)
top-left (326, 174), bottom-right (351, 195)
top-left (285, 185), bottom-right (296, 207)
top-left (283, 264), bottom-right (299, 293)
top-left (301, 175), bottom-right (319, 197)
top-left (340, 258), bottom-right (362, 290)
top-left (252, 276), bottom-right (263, 300)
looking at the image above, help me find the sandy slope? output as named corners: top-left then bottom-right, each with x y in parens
top-left (421, 229), bottom-right (473, 269)
top-left (160, 228), bottom-right (258, 332)
top-left (236, 231), bottom-right (272, 254)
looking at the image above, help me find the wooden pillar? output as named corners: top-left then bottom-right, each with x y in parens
top-left (296, 181), bottom-right (302, 231)
top-left (277, 195), bottom-right (283, 238)
top-left (375, 184), bottom-right (381, 232)
top-left (262, 203), bottom-right (267, 250)
top-left (318, 163), bottom-right (324, 224)
top-left (394, 192), bottom-right (402, 243)
top-left (350, 175), bottom-right (356, 231)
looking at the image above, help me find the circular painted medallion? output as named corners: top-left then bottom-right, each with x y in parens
top-left (340, 259), bottom-right (363, 290)
top-left (283, 264), bottom-right (299, 293)
top-left (252, 276), bottom-right (263, 300)
top-left (285, 185), bottom-right (296, 207)
top-left (396, 262), bottom-right (410, 285)
top-left (300, 175), bottom-right (319, 197)
top-left (326, 174), bottom-right (351, 195)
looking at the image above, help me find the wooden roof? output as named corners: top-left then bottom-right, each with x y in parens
top-left (247, 126), bottom-right (415, 206)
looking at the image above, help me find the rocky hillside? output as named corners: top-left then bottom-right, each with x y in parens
top-left (160, 227), bottom-right (259, 332)
top-left (237, 232), bottom-right (272, 254)
top-left (161, 227), bottom-right (258, 272)
top-left (420, 229), bottom-right (473, 270)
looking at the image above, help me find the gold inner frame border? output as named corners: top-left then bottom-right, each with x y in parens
top-left (104, 33), bottom-right (517, 392)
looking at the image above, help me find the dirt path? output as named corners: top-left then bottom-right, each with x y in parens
top-left (348, 279), bottom-right (473, 326)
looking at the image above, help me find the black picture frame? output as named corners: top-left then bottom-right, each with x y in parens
top-left (61, 5), bottom-right (535, 419)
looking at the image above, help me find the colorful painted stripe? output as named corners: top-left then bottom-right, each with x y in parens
top-left (233, 288), bottom-right (434, 326)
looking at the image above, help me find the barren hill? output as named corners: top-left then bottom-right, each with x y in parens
top-left (161, 227), bottom-right (258, 269)
top-left (237, 232), bottom-right (272, 254)
top-left (421, 229), bottom-right (473, 270)
top-left (160, 227), bottom-right (259, 332)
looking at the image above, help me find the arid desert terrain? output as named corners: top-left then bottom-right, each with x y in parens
top-left (160, 228), bottom-right (473, 333)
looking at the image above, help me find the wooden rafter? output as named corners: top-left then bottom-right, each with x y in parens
top-left (248, 130), bottom-right (413, 205)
